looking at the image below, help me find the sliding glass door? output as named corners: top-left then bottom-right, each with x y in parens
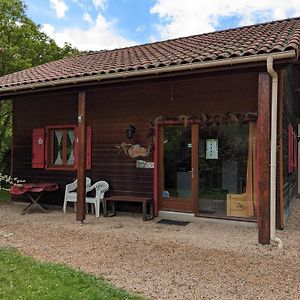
top-left (198, 123), bottom-right (255, 219)
top-left (159, 122), bottom-right (256, 219)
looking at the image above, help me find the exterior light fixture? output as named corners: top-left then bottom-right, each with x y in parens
top-left (126, 124), bottom-right (136, 139)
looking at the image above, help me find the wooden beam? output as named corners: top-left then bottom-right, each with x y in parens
top-left (192, 124), bottom-right (199, 213)
top-left (158, 126), bottom-right (164, 213)
top-left (256, 73), bottom-right (271, 244)
top-left (76, 90), bottom-right (86, 222)
top-left (153, 124), bottom-right (159, 217)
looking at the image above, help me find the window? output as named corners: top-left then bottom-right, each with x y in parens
top-left (198, 122), bottom-right (255, 219)
top-left (48, 128), bottom-right (76, 168)
top-left (32, 125), bottom-right (91, 170)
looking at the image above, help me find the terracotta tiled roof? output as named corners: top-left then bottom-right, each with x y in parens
top-left (1, 17), bottom-right (300, 90)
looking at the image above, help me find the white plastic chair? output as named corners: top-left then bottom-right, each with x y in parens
top-left (86, 181), bottom-right (109, 218)
top-left (63, 177), bottom-right (92, 214)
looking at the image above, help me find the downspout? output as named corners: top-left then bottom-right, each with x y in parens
top-left (267, 56), bottom-right (284, 249)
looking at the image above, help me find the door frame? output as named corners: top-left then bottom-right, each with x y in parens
top-left (157, 121), bottom-right (199, 213)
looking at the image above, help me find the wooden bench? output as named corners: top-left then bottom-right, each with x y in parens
top-left (103, 196), bottom-right (154, 221)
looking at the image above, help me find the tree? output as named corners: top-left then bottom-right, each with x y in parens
top-left (0, 0), bottom-right (78, 175)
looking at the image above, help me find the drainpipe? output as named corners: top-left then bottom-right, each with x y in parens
top-left (267, 56), bottom-right (283, 249)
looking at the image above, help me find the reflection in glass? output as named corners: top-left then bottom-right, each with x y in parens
top-left (53, 130), bottom-right (63, 165)
top-left (198, 123), bottom-right (255, 219)
top-left (163, 126), bottom-right (192, 198)
top-left (51, 128), bottom-right (75, 167)
top-left (67, 130), bottom-right (75, 165)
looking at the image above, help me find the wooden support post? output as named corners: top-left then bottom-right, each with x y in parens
top-left (192, 124), bottom-right (199, 213)
top-left (153, 124), bottom-right (159, 217)
top-left (256, 73), bottom-right (271, 244)
top-left (76, 90), bottom-right (86, 222)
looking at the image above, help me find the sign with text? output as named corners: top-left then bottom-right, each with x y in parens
top-left (206, 139), bottom-right (218, 159)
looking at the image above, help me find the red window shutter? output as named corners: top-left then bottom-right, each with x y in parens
top-left (32, 128), bottom-right (45, 169)
top-left (288, 125), bottom-right (293, 173)
top-left (74, 126), bottom-right (92, 170)
top-left (86, 126), bottom-right (92, 170)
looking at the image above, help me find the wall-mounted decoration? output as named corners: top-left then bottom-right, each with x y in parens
top-left (152, 112), bottom-right (257, 127)
top-left (128, 144), bottom-right (150, 158)
top-left (116, 123), bottom-right (154, 159)
top-left (116, 143), bottom-right (152, 158)
top-left (136, 160), bottom-right (154, 169)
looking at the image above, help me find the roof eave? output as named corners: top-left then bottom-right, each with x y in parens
top-left (0, 50), bottom-right (297, 97)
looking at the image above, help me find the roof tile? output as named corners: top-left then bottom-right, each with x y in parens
top-left (1, 17), bottom-right (300, 89)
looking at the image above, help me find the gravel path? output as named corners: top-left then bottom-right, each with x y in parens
top-left (0, 200), bottom-right (300, 300)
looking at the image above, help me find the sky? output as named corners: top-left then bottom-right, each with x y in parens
top-left (24, 0), bottom-right (300, 51)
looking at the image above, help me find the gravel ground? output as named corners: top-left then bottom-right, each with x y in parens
top-left (0, 200), bottom-right (300, 300)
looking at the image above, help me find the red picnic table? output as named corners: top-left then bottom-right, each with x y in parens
top-left (11, 183), bottom-right (58, 214)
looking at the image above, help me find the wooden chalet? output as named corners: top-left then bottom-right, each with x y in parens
top-left (1, 17), bottom-right (300, 245)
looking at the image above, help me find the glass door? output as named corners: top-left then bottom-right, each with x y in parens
top-left (159, 125), bottom-right (195, 212)
top-left (198, 123), bottom-right (256, 219)
top-left (158, 122), bottom-right (256, 219)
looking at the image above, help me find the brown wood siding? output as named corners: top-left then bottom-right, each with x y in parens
top-left (277, 70), bottom-right (284, 229)
top-left (256, 72), bottom-right (271, 244)
top-left (282, 66), bottom-right (298, 223)
top-left (12, 71), bottom-right (258, 205)
top-left (12, 94), bottom-right (78, 204)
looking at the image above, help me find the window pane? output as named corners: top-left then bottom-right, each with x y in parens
top-left (163, 126), bottom-right (192, 198)
top-left (198, 123), bottom-right (255, 219)
top-left (66, 130), bottom-right (75, 165)
top-left (53, 130), bottom-right (63, 165)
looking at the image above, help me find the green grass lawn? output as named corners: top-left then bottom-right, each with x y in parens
top-left (0, 189), bottom-right (10, 202)
top-left (0, 248), bottom-right (144, 300)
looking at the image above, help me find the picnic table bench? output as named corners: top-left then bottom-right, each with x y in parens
top-left (103, 195), bottom-right (154, 221)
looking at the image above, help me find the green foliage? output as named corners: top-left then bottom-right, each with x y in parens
top-left (0, 190), bottom-right (10, 202)
top-left (0, 0), bottom-right (77, 76)
top-left (0, 248), bottom-right (144, 300)
top-left (0, 100), bottom-right (12, 174)
top-left (0, 0), bottom-right (78, 174)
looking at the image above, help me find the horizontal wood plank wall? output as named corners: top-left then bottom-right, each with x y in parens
top-left (12, 94), bottom-right (78, 204)
top-left (282, 66), bottom-right (298, 224)
top-left (12, 71), bottom-right (258, 205)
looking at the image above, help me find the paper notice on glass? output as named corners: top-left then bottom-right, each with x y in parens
top-left (206, 139), bottom-right (218, 159)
